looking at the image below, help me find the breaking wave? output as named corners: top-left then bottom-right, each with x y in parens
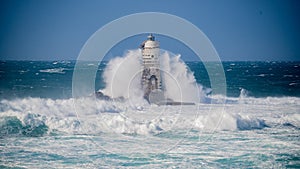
top-left (1, 96), bottom-right (299, 137)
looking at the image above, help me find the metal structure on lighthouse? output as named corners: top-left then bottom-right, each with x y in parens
top-left (140, 34), bottom-right (163, 102)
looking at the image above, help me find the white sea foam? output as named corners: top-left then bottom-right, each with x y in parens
top-left (0, 96), bottom-right (299, 136)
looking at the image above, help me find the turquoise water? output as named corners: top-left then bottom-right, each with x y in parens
top-left (0, 60), bottom-right (299, 168)
top-left (1, 61), bottom-right (299, 99)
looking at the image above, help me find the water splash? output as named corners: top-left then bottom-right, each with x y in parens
top-left (101, 49), bottom-right (202, 103)
top-left (102, 50), bottom-right (143, 100)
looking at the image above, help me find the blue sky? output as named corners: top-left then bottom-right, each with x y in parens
top-left (0, 0), bottom-right (299, 61)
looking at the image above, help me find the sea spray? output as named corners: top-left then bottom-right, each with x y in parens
top-left (101, 49), bottom-right (202, 103)
top-left (102, 50), bottom-right (143, 100)
top-left (160, 51), bottom-right (200, 103)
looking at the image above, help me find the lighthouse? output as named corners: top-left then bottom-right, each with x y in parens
top-left (140, 34), bottom-right (164, 103)
top-left (96, 34), bottom-right (195, 105)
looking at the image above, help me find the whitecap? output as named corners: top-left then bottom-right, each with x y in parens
top-left (39, 68), bottom-right (65, 74)
top-left (257, 74), bottom-right (267, 77)
top-left (289, 83), bottom-right (298, 86)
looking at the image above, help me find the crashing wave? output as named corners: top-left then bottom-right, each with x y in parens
top-left (0, 114), bottom-right (48, 137)
top-left (0, 96), bottom-right (285, 137)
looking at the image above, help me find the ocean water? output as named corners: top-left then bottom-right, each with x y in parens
top-left (0, 56), bottom-right (300, 168)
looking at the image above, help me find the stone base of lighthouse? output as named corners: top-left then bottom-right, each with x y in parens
top-left (146, 89), bottom-right (165, 104)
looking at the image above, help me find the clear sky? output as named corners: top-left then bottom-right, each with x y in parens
top-left (0, 0), bottom-right (299, 61)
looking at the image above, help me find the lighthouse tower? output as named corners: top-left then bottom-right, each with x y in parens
top-left (140, 34), bottom-right (163, 102)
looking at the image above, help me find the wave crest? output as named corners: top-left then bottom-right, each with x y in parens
top-left (1, 96), bottom-right (289, 137)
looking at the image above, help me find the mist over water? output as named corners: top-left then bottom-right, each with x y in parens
top-left (101, 49), bottom-right (202, 103)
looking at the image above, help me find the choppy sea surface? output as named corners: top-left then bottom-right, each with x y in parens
top-left (0, 60), bottom-right (299, 168)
